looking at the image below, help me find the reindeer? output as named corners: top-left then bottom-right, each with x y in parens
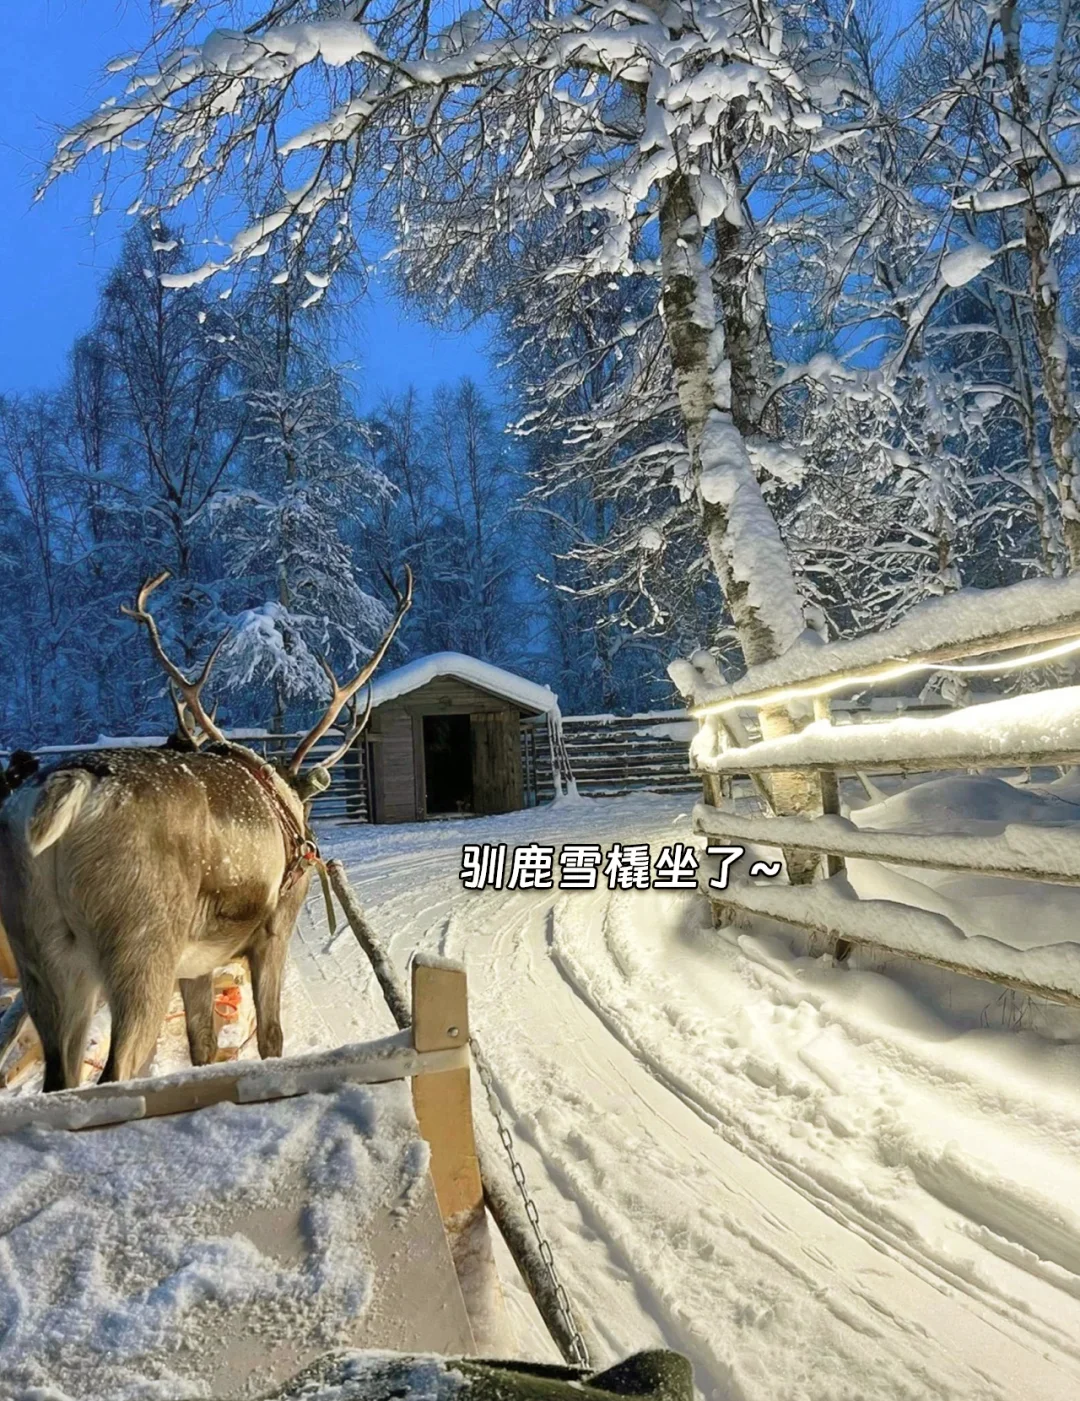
top-left (0, 568), bottom-right (411, 1092)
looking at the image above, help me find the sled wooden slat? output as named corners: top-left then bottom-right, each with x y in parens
top-left (0, 1017), bottom-right (41, 1089)
top-left (412, 960), bottom-right (480, 1223)
top-left (410, 958), bottom-right (507, 1350)
top-left (0, 923), bottom-right (16, 982)
top-left (0, 1036), bottom-right (470, 1136)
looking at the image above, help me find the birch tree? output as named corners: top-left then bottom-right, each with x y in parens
top-left (91, 222), bottom-right (247, 664)
top-left (965, 0), bottom-right (1080, 566)
top-left (45, 0), bottom-right (868, 680)
top-left (427, 379), bottom-right (521, 663)
top-left (898, 0), bottom-right (1080, 567)
top-left (367, 386), bottom-right (454, 657)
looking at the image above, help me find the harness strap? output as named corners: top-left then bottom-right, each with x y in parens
top-left (224, 749), bottom-right (336, 932)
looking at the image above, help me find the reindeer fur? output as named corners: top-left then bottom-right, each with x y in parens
top-left (0, 747), bottom-right (312, 1092)
top-left (0, 564), bottom-right (411, 1093)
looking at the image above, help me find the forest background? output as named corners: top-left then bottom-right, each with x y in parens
top-left (1, 0), bottom-right (1077, 743)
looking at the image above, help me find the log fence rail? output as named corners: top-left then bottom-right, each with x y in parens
top-left (688, 577), bottom-right (1080, 1009)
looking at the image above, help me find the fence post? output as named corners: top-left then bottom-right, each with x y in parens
top-left (811, 697), bottom-right (849, 960)
top-left (758, 703), bottom-right (820, 886)
top-left (345, 738), bottom-right (364, 819)
top-left (812, 698), bottom-right (844, 878)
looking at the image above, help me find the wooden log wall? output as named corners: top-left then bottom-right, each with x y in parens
top-left (529, 713), bottom-right (700, 802)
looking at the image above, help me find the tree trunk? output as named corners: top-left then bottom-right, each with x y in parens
top-left (1024, 210), bottom-right (1080, 568)
top-left (994, 246), bottom-right (1061, 575)
top-left (1000, 0), bottom-right (1080, 569)
top-left (659, 162), bottom-right (817, 875)
top-left (658, 165), bottom-right (803, 668)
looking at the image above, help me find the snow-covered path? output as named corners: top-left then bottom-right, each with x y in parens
top-left (294, 795), bottom-right (1080, 1401)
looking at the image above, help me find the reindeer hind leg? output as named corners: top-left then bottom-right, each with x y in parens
top-left (249, 930), bottom-right (289, 1060)
top-left (59, 964), bottom-right (100, 1089)
top-left (17, 961), bottom-right (67, 1093)
top-left (99, 944), bottom-right (177, 1085)
top-left (3, 898), bottom-right (92, 1093)
top-left (179, 974), bottom-right (217, 1066)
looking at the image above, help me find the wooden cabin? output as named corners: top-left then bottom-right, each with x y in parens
top-left (362, 653), bottom-right (557, 824)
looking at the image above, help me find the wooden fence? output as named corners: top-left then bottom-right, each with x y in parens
top-left (1, 698), bottom-right (1017, 826)
top-left (1, 731), bottom-right (371, 823)
top-left (689, 579), bottom-right (1080, 1010)
top-left (527, 712), bottom-right (700, 802)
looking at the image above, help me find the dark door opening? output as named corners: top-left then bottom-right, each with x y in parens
top-left (423, 714), bottom-right (473, 816)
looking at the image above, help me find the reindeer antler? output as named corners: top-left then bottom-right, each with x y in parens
top-left (122, 572), bottom-right (229, 746)
top-left (319, 686), bottom-right (374, 770)
top-left (168, 687), bottom-right (200, 749)
top-left (288, 565), bottom-right (412, 775)
top-left (168, 686), bottom-right (219, 750)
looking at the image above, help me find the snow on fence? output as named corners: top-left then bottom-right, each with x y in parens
top-left (686, 571), bottom-right (1080, 712)
top-left (526, 712), bottom-right (700, 802)
top-left (680, 577), bottom-right (1080, 1009)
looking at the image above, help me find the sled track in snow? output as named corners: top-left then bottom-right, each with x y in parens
top-left (544, 897), bottom-right (1080, 1376)
top-left (321, 798), bottom-right (1080, 1401)
top-left (436, 886), bottom-right (1080, 1395)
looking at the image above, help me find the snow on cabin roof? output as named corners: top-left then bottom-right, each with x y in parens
top-left (368, 652), bottom-right (559, 716)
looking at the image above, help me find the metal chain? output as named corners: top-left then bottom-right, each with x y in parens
top-left (471, 1037), bottom-right (591, 1370)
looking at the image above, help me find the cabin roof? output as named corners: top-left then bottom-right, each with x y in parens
top-left (368, 652), bottom-right (558, 717)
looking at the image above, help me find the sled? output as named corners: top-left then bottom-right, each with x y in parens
top-left (0, 956), bottom-right (501, 1399)
top-left (254, 1348), bottom-right (694, 1401)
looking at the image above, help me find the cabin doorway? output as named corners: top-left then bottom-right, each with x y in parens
top-left (422, 714), bottom-right (473, 816)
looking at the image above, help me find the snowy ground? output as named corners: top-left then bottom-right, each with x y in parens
top-left (7, 782), bottom-right (1080, 1399)
top-left (290, 787), bottom-right (1080, 1401)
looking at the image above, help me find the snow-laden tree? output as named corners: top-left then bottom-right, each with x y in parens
top-left (947, 0), bottom-right (1080, 566)
top-left (879, 0), bottom-right (1080, 569)
top-left (211, 267), bottom-right (392, 729)
top-left (760, 3), bottom-right (1059, 634)
top-left (0, 394), bottom-right (72, 740)
top-left (46, 0), bottom-right (874, 682)
top-left (496, 230), bottom-right (723, 707)
top-left (425, 379), bottom-right (523, 663)
top-left (89, 222), bottom-right (248, 668)
top-left (0, 221), bottom-right (402, 743)
top-left (368, 379), bottom-right (533, 667)
top-left (368, 385), bottom-right (466, 657)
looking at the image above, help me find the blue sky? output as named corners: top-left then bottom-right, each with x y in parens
top-left (0, 2), bottom-right (492, 406)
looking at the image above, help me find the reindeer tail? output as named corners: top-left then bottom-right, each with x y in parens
top-left (26, 771), bottom-right (96, 856)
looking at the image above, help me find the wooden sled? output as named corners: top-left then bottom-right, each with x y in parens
top-left (0, 956), bottom-right (505, 1400)
top-left (262, 1348), bottom-right (694, 1401)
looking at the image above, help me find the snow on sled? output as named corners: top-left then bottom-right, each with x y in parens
top-left (0, 957), bottom-right (496, 1399)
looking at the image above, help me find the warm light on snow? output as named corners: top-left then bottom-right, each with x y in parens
top-left (691, 632), bottom-right (1080, 718)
